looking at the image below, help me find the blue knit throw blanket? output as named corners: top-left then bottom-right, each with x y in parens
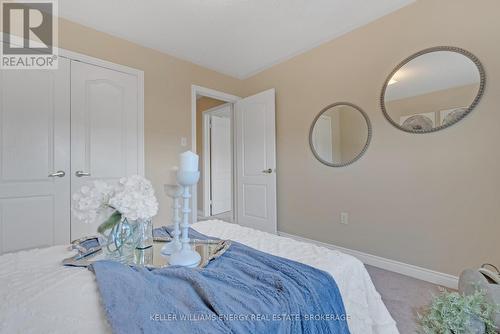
top-left (89, 227), bottom-right (350, 334)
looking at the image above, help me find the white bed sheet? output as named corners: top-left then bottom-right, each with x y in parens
top-left (0, 220), bottom-right (399, 334)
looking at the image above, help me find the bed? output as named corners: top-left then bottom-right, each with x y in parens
top-left (0, 220), bottom-right (399, 334)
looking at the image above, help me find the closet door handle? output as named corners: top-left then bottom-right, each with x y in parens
top-left (75, 171), bottom-right (91, 177)
top-left (262, 168), bottom-right (273, 174)
top-left (48, 170), bottom-right (65, 177)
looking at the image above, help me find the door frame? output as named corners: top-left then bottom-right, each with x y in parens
top-left (1, 34), bottom-right (145, 176)
top-left (191, 85), bottom-right (240, 223)
top-left (201, 103), bottom-right (232, 217)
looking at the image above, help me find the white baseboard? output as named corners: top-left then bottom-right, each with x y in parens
top-left (278, 231), bottom-right (458, 289)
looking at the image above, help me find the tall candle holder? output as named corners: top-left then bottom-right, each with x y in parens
top-left (168, 170), bottom-right (201, 267)
top-left (161, 184), bottom-right (183, 255)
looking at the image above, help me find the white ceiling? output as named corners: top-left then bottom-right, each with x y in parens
top-left (385, 51), bottom-right (481, 101)
top-left (59, 0), bottom-right (415, 79)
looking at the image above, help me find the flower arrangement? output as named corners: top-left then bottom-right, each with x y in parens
top-left (419, 288), bottom-right (499, 334)
top-left (72, 175), bottom-right (159, 234)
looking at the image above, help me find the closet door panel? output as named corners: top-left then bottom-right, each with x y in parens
top-left (70, 61), bottom-right (139, 240)
top-left (0, 58), bottom-right (71, 253)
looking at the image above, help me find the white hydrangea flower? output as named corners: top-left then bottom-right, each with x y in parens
top-left (108, 175), bottom-right (159, 221)
top-left (71, 180), bottom-right (114, 224)
top-left (71, 176), bottom-right (158, 224)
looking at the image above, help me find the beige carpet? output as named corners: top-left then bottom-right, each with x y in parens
top-left (366, 265), bottom-right (442, 334)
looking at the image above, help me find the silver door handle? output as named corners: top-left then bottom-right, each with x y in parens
top-left (48, 170), bottom-right (65, 177)
top-left (262, 168), bottom-right (273, 174)
top-left (75, 171), bottom-right (91, 177)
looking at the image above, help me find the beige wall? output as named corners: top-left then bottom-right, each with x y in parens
top-left (3, 0), bottom-right (499, 276)
top-left (54, 18), bottom-right (244, 226)
top-left (241, 0), bottom-right (500, 276)
top-left (195, 97), bottom-right (226, 211)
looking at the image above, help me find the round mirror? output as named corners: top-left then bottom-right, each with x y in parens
top-left (309, 102), bottom-right (371, 167)
top-left (381, 46), bottom-right (485, 133)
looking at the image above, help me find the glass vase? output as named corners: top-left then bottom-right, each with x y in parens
top-left (100, 218), bottom-right (153, 262)
top-left (134, 219), bottom-right (153, 249)
top-left (102, 218), bottom-right (137, 261)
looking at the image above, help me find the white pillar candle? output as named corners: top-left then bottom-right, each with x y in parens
top-left (179, 151), bottom-right (199, 172)
top-left (170, 166), bottom-right (178, 183)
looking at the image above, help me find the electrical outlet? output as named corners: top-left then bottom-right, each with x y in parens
top-left (180, 137), bottom-right (187, 147)
top-left (340, 212), bottom-right (349, 225)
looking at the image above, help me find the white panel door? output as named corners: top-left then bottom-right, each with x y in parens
top-left (210, 114), bottom-right (232, 215)
top-left (0, 58), bottom-right (71, 254)
top-left (312, 115), bottom-right (333, 161)
top-left (235, 89), bottom-right (276, 233)
top-left (70, 61), bottom-right (140, 240)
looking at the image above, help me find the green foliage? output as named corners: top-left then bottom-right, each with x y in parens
top-left (419, 288), bottom-right (499, 334)
top-left (97, 211), bottom-right (122, 234)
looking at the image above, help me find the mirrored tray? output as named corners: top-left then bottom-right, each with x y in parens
top-left (63, 236), bottom-right (231, 269)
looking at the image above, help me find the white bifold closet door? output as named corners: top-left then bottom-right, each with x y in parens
top-left (70, 61), bottom-right (140, 240)
top-left (0, 58), bottom-right (141, 254)
top-left (0, 58), bottom-right (71, 254)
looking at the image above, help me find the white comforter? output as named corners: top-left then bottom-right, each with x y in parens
top-left (0, 220), bottom-right (399, 334)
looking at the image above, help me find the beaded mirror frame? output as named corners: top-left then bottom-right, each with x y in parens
top-left (309, 102), bottom-right (372, 167)
top-left (380, 46), bottom-right (486, 134)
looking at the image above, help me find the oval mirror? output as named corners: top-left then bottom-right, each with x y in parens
top-left (309, 103), bottom-right (371, 167)
top-left (381, 47), bottom-right (485, 133)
